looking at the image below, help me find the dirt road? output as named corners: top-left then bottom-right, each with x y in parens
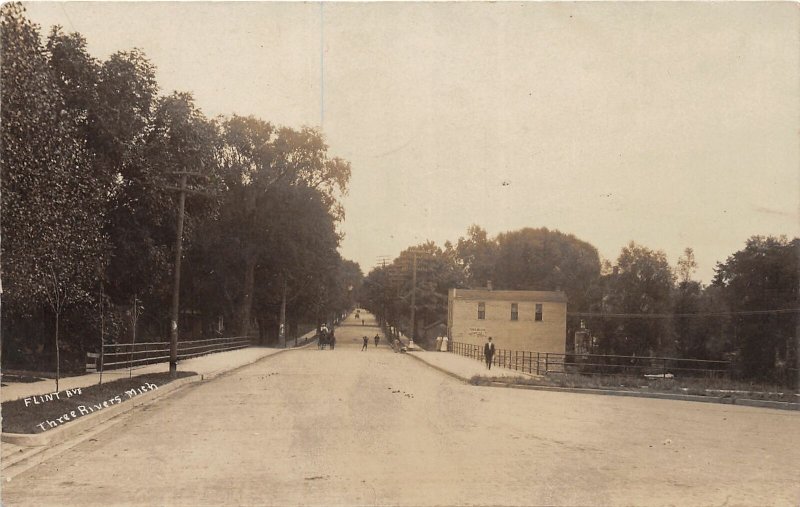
top-left (3, 319), bottom-right (798, 506)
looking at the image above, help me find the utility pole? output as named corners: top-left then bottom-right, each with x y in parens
top-left (409, 251), bottom-right (417, 349)
top-left (166, 172), bottom-right (208, 378)
top-left (375, 255), bottom-right (391, 326)
top-left (279, 275), bottom-right (287, 348)
top-left (168, 173), bottom-right (187, 377)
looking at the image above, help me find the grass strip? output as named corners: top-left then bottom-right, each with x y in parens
top-left (470, 373), bottom-right (798, 402)
top-left (2, 371), bottom-right (196, 434)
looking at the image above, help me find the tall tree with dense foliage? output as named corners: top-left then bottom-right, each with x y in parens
top-left (493, 227), bottom-right (601, 311)
top-left (208, 116), bottom-right (350, 336)
top-left (593, 242), bottom-right (675, 356)
top-left (1, 3), bottom-right (107, 372)
top-left (46, 28), bottom-right (175, 310)
top-left (456, 225), bottom-right (496, 288)
top-left (713, 236), bottom-right (798, 382)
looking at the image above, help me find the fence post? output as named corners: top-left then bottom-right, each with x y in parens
top-left (545, 353), bottom-right (549, 374)
top-left (662, 357), bottom-right (667, 379)
top-left (99, 342), bottom-right (104, 385)
top-left (536, 352), bottom-right (540, 375)
top-left (515, 351), bottom-right (518, 371)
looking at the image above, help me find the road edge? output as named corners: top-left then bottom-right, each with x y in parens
top-left (408, 352), bottom-right (800, 412)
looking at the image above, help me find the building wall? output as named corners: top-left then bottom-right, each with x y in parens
top-left (449, 298), bottom-right (566, 354)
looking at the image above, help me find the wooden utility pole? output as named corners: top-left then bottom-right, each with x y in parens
top-left (166, 172), bottom-right (208, 378)
top-left (169, 173), bottom-right (187, 377)
top-left (279, 276), bottom-right (287, 348)
top-left (409, 251), bottom-right (417, 347)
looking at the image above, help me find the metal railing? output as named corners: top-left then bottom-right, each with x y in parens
top-left (449, 341), bottom-right (731, 379)
top-left (99, 335), bottom-right (252, 371)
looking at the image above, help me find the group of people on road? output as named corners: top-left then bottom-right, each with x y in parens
top-left (318, 325), bottom-right (336, 350)
top-left (361, 334), bottom-right (380, 351)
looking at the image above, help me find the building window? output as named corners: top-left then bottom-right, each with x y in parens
top-left (478, 302), bottom-right (485, 320)
top-left (535, 303), bottom-right (543, 322)
top-left (511, 303), bottom-right (518, 321)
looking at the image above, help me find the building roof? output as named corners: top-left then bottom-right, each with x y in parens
top-left (449, 288), bottom-right (568, 303)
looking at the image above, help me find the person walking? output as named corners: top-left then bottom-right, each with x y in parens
top-left (362, 335), bottom-right (369, 351)
top-left (484, 337), bottom-right (495, 370)
top-left (361, 318), bottom-right (365, 326)
top-left (329, 330), bottom-right (336, 350)
top-left (374, 334), bottom-right (380, 347)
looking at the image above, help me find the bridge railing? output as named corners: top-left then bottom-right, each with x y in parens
top-left (97, 335), bottom-right (253, 371)
top-left (449, 341), bottom-right (731, 379)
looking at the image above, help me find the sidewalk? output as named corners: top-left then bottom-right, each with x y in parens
top-left (407, 349), bottom-right (538, 382)
top-left (2, 331), bottom-right (316, 403)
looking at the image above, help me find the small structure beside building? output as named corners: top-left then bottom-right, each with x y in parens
top-left (447, 288), bottom-right (568, 353)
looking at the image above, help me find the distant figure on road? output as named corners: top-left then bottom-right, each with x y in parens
top-left (484, 337), bottom-right (495, 370)
top-left (362, 336), bottom-right (369, 351)
top-left (329, 330), bottom-right (336, 350)
top-left (361, 318), bottom-right (365, 326)
top-left (374, 334), bottom-right (380, 347)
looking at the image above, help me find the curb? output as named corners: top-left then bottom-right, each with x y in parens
top-left (405, 352), bottom-right (471, 383)
top-left (409, 354), bottom-right (800, 412)
top-left (486, 382), bottom-right (799, 411)
top-left (406, 352), bottom-right (541, 384)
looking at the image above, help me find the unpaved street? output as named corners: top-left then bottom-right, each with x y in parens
top-left (3, 320), bottom-right (798, 506)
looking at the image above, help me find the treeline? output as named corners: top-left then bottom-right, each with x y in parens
top-left (362, 225), bottom-right (798, 384)
top-left (1, 4), bottom-right (361, 372)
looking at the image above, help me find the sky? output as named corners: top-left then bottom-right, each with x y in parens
top-left (23, 2), bottom-right (799, 284)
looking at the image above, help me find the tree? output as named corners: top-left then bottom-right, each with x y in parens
top-left (249, 183), bottom-right (344, 343)
top-left (671, 247), bottom-right (719, 360)
top-left (455, 225), bottom-right (496, 288)
top-left (676, 247), bottom-right (698, 285)
top-left (1, 3), bottom-right (107, 376)
top-left (214, 116), bottom-right (350, 336)
top-left (47, 28), bottom-right (172, 320)
top-left (493, 227), bottom-right (601, 311)
top-left (362, 266), bottom-right (395, 327)
top-left (365, 241), bottom-right (464, 343)
top-left (713, 236), bottom-right (798, 382)
top-left (595, 242), bottom-right (675, 356)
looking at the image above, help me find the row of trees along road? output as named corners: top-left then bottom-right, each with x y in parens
top-left (1, 4), bottom-right (362, 374)
top-left (363, 225), bottom-right (798, 385)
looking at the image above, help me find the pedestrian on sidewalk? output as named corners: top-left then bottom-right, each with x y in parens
top-left (362, 336), bottom-right (369, 351)
top-left (484, 337), bottom-right (495, 370)
top-left (374, 334), bottom-right (380, 347)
